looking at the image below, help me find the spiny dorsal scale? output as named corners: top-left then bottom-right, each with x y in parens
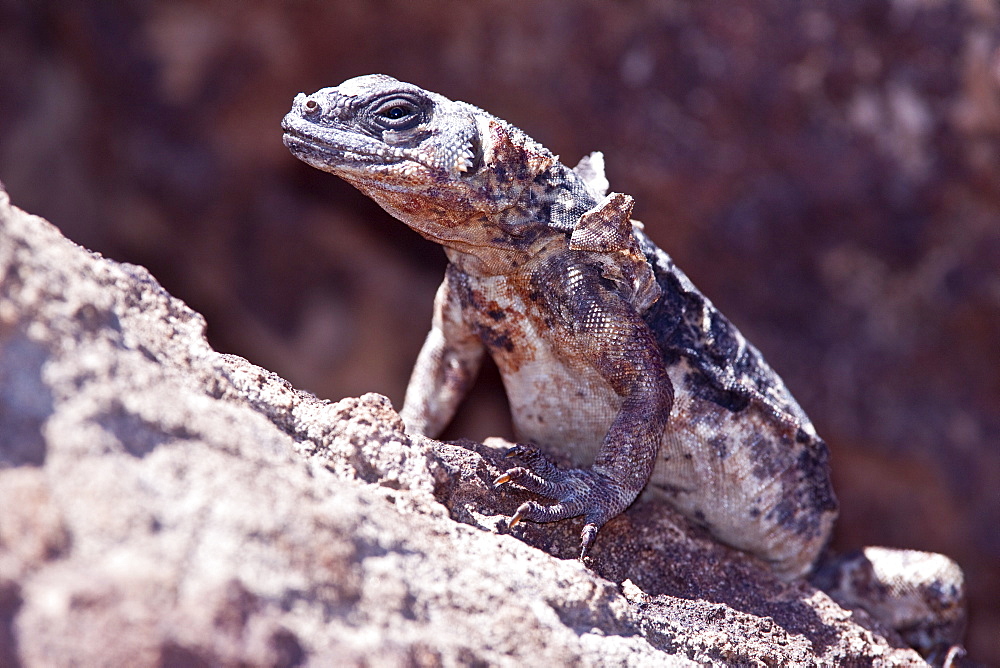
top-left (572, 152), bottom-right (610, 198)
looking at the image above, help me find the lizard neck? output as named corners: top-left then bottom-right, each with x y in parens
top-left (443, 232), bottom-right (565, 277)
top-left (434, 161), bottom-right (597, 278)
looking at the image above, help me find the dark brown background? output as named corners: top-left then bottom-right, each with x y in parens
top-left (1, 1), bottom-right (997, 661)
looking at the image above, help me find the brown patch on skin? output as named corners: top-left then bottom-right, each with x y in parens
top-left (449, 271), bottom-right (547, 376)
top-left (476, 325), bottom-right (515, 354)
top-left (484, 121), bottom-right (555, 197)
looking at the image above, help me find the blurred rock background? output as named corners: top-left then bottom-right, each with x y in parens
top-left (1, 0), bottom-right (997, 661)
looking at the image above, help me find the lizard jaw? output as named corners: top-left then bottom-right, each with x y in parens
top-left (281, 117), bottom-right (408, 173)
top-left (281, 110), bottom-right (480, 178)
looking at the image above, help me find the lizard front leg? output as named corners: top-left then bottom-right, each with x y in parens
top-left (496, 257), bottom-right (674, 557)
top-left (401, 265), bottom-right (485, 438)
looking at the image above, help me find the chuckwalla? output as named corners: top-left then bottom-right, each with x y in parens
top-left (282, 75), bottom-right (966, 660)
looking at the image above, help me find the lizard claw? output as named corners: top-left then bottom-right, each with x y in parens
top-left (508, 504), bottom-right (528, 528)
top-left (580, 523), bottom-right (599, 560)
top-left (508, 500), bottom-right (557, 528)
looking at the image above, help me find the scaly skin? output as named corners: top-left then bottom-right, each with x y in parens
top-left (282, 75), bottom-right (965, 659)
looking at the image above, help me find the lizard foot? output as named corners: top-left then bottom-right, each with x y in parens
top-left (494, 444), bottom-right (627, 559)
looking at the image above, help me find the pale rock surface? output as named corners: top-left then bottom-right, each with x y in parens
top-left (0, 185), bottom-right (924, 665)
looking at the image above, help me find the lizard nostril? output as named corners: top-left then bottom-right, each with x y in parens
top-left (303, 98), bottom-right (320, 115)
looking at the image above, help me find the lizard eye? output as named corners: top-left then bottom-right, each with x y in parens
top-left (370, 96), bottom-right (424, 131)
top-left (382, 105), bottom-right (409, 119)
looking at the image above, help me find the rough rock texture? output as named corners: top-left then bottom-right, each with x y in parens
top-left (0, 188), bottom-right (933, 664)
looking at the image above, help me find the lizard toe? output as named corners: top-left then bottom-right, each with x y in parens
top-left (494, 466), bottom-right (547, 491)
top-left (495, 463), bottom-right (580, 497)
top-left (510, 499), bottom-right (587, 526)
top-left (504, 444), bottom-right (562, 479)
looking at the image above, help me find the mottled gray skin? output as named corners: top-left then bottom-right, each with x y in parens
top-left (282, 75), bottom-right (965, 658)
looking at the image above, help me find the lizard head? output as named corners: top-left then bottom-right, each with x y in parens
top-left (282, 75), bottom-right (580, 257)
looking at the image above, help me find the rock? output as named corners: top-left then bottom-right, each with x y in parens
top-left (0, 185), bottom-right (927, 665)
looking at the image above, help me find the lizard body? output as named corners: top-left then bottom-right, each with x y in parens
top-left (282, 75), bottom-right (964, 658)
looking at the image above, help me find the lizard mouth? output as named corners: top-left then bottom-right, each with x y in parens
top-left (281, 117), bottom-right (407, 170)
top-left (281, 113), bottom-right (480, 176)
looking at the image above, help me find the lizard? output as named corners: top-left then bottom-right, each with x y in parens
top-left (281, 74), bottom-right (966, 660)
